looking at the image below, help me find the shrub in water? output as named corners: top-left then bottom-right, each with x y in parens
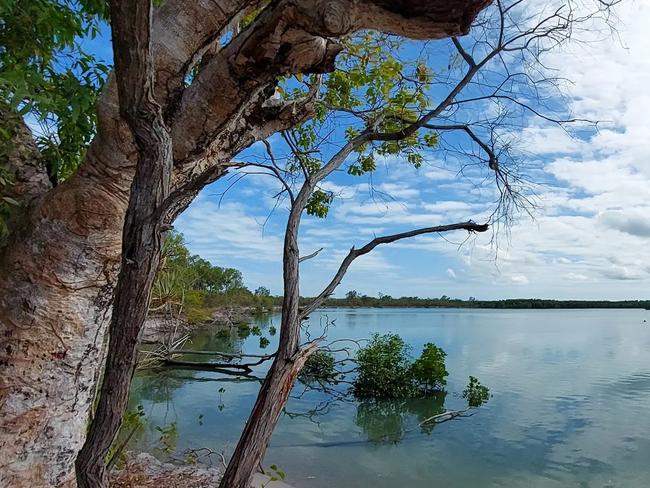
top-left (463, 376), bottom-right (490, 407)
top-left (353, 334), bottom-right (453, 399)
top-left (410, 343), bottom-right (448, 394)
top-left (299, 350), bottom-right (337, 383)
top-left (353, 334), bottom-right (415, 399)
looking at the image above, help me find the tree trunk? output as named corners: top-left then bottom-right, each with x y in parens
top-left (75, 1), bottom-right (173, 486)
top-left (0, 164), bottom-right (129, 487)
top-left (0, 78), bottom-right (135, 487)
top-left (218, 343), bottom-right (318, 488)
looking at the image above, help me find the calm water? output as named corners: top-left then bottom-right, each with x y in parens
top-left (128, 308), bottom-right (650, 487)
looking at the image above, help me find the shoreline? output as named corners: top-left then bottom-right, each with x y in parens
top-left (112, 453), bottom-right (295, 488)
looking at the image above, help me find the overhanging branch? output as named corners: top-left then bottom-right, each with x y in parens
top-left (300, 221), bottom-right (489, 319)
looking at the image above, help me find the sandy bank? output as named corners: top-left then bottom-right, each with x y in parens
top-left (111, 453), bottom-right (295, 488)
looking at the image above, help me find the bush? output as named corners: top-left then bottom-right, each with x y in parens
top-left (463, 376), bottom-right (490, 407)
top-left (185, 306), bottom-right (212, 325)
top-left (237, 323), bottom-right (251, 339)
top-left (184, 289), bottom-right (206, 307)
top-left (299, 350), bottom-right (337, 383)
top-left (410, 343), bottom-right (448, 394)
top-left (353, 334), bottom-right (452, 399)
top-left (353, 334), bottom-right (415, 399)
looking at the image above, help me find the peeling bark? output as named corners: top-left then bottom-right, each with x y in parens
top-left (0, 163), bottom-right (127, 488)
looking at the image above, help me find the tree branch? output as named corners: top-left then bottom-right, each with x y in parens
top-left (422, 123), bottom-right (498, 170)
top-left (452, 37), bottom-right (477, 67)
top-left (299, 247), bottom-right (324, 263)
top-left (300, 221), bottom-right (489, 319)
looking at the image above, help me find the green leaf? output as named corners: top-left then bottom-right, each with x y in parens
top-left (305, 190), bottom-right (334, 218)
top-left (2, 196), bottom-right (19, 206)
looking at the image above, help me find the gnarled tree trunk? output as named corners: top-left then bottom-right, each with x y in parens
top-left (0, 93), bottom-right (133, 487)
top-left (75, 0), bottom-right (173, 485)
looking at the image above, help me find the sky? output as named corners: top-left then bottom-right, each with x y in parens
top-left (85, 0), bottom-right (650, 300)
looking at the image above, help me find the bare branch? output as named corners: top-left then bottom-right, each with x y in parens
top-left (422, 123), bottom-right (498, 170)
top-left (300, 221), bottom-right (489, 319)
top-left (452, 37), bottom-right (477, 67)
top-left (299, 248), bottom-right (324, 263)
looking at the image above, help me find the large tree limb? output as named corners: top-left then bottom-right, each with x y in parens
top-left (300, 221), bottom-right (489, 319)
top-left (0, 105), bottom-right (51, 206)
top-left (170, 0), bottom-right (493, 167)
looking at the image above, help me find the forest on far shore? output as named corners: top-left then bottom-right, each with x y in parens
top-left (159, 232), bottom-right (650, 315)
top-left (296, 293), bottom-right (650, 310)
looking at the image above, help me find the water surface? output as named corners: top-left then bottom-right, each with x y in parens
top-left (129, 308), bottom-right (650, 487)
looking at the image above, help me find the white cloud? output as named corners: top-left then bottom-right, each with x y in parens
top-left (510, 275), bottom-right (529, 285)
top-left (177, 198), bottom-right (284, 263)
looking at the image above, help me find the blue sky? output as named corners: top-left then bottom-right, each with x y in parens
top-left (79, 1), bottom-right (650, 300)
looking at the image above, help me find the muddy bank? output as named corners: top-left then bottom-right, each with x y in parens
top-left (141, 307), bottom-right (259, 343)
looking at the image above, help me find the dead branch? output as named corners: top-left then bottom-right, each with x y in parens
top-left (300, 221), bottom-right (488, 319)
top-left (299, 248), bottom-right (324, 263)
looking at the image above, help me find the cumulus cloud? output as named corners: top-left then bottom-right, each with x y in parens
top-left (599, 210), bottom-right (650, 237)
top-left (510, 275), bottom-right (529, 285)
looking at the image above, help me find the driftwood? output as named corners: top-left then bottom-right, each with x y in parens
top-left (418, 408), bottom-right (474, 426)
top-left (168, 349), bottom-right (273, 360)
top-left (162, 359), bottom-right (255, 375)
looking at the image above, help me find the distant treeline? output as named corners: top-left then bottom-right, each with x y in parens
top-left (288, 292), bottom-right (650, 310)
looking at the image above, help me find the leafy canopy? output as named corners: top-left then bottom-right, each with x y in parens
top-left (410, 343), bottom-right (449, 393)
top-left (279, 32), bottom-right (440, 218)
top-left (0, 0), bottom-right (109, 182)
top-left (353, 333), bottom-right (450, 399)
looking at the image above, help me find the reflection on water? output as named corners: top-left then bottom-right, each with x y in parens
top-left (128, 308), bottom-right (650, 488)
top-left (356, 393), bottom-right (446, 443)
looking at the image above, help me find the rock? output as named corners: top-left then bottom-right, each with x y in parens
top-left (111, 452), bottom-right (220, 488)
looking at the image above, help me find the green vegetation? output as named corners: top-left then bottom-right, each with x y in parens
top-left (299, 350), bottom-right (337, 383)
top-left (411, 343), bottom-right (448, 394)
top-left (296, 292), bottom-right (650, 310)
top-left (353, 334), bottom-right (416, 399)
top-left (1, 0), bottom-right (109, 182)
top-left (463, 376), bottom-right (491, 408)
top-left (106, 404), bottom-right (145, 469)
top-left (154, 422), bottom-right (178, 455)
top-left (151, 231), bottom-right (273, 324)
top-left (353, 334), bottom-right (452, 399)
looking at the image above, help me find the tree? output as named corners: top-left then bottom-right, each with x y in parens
top-left (0, 1), bottom-right (616, 488)
top-left (346, 290), bottom-right (359, 300)
top-left (411, 343), bottom-right (448, 394)
top-left (353, 334), bottom-right (416, 399)
top-left (254, 286), bottom-right (271, 297)
top-left (216, 1), bottom-right (618, 486)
